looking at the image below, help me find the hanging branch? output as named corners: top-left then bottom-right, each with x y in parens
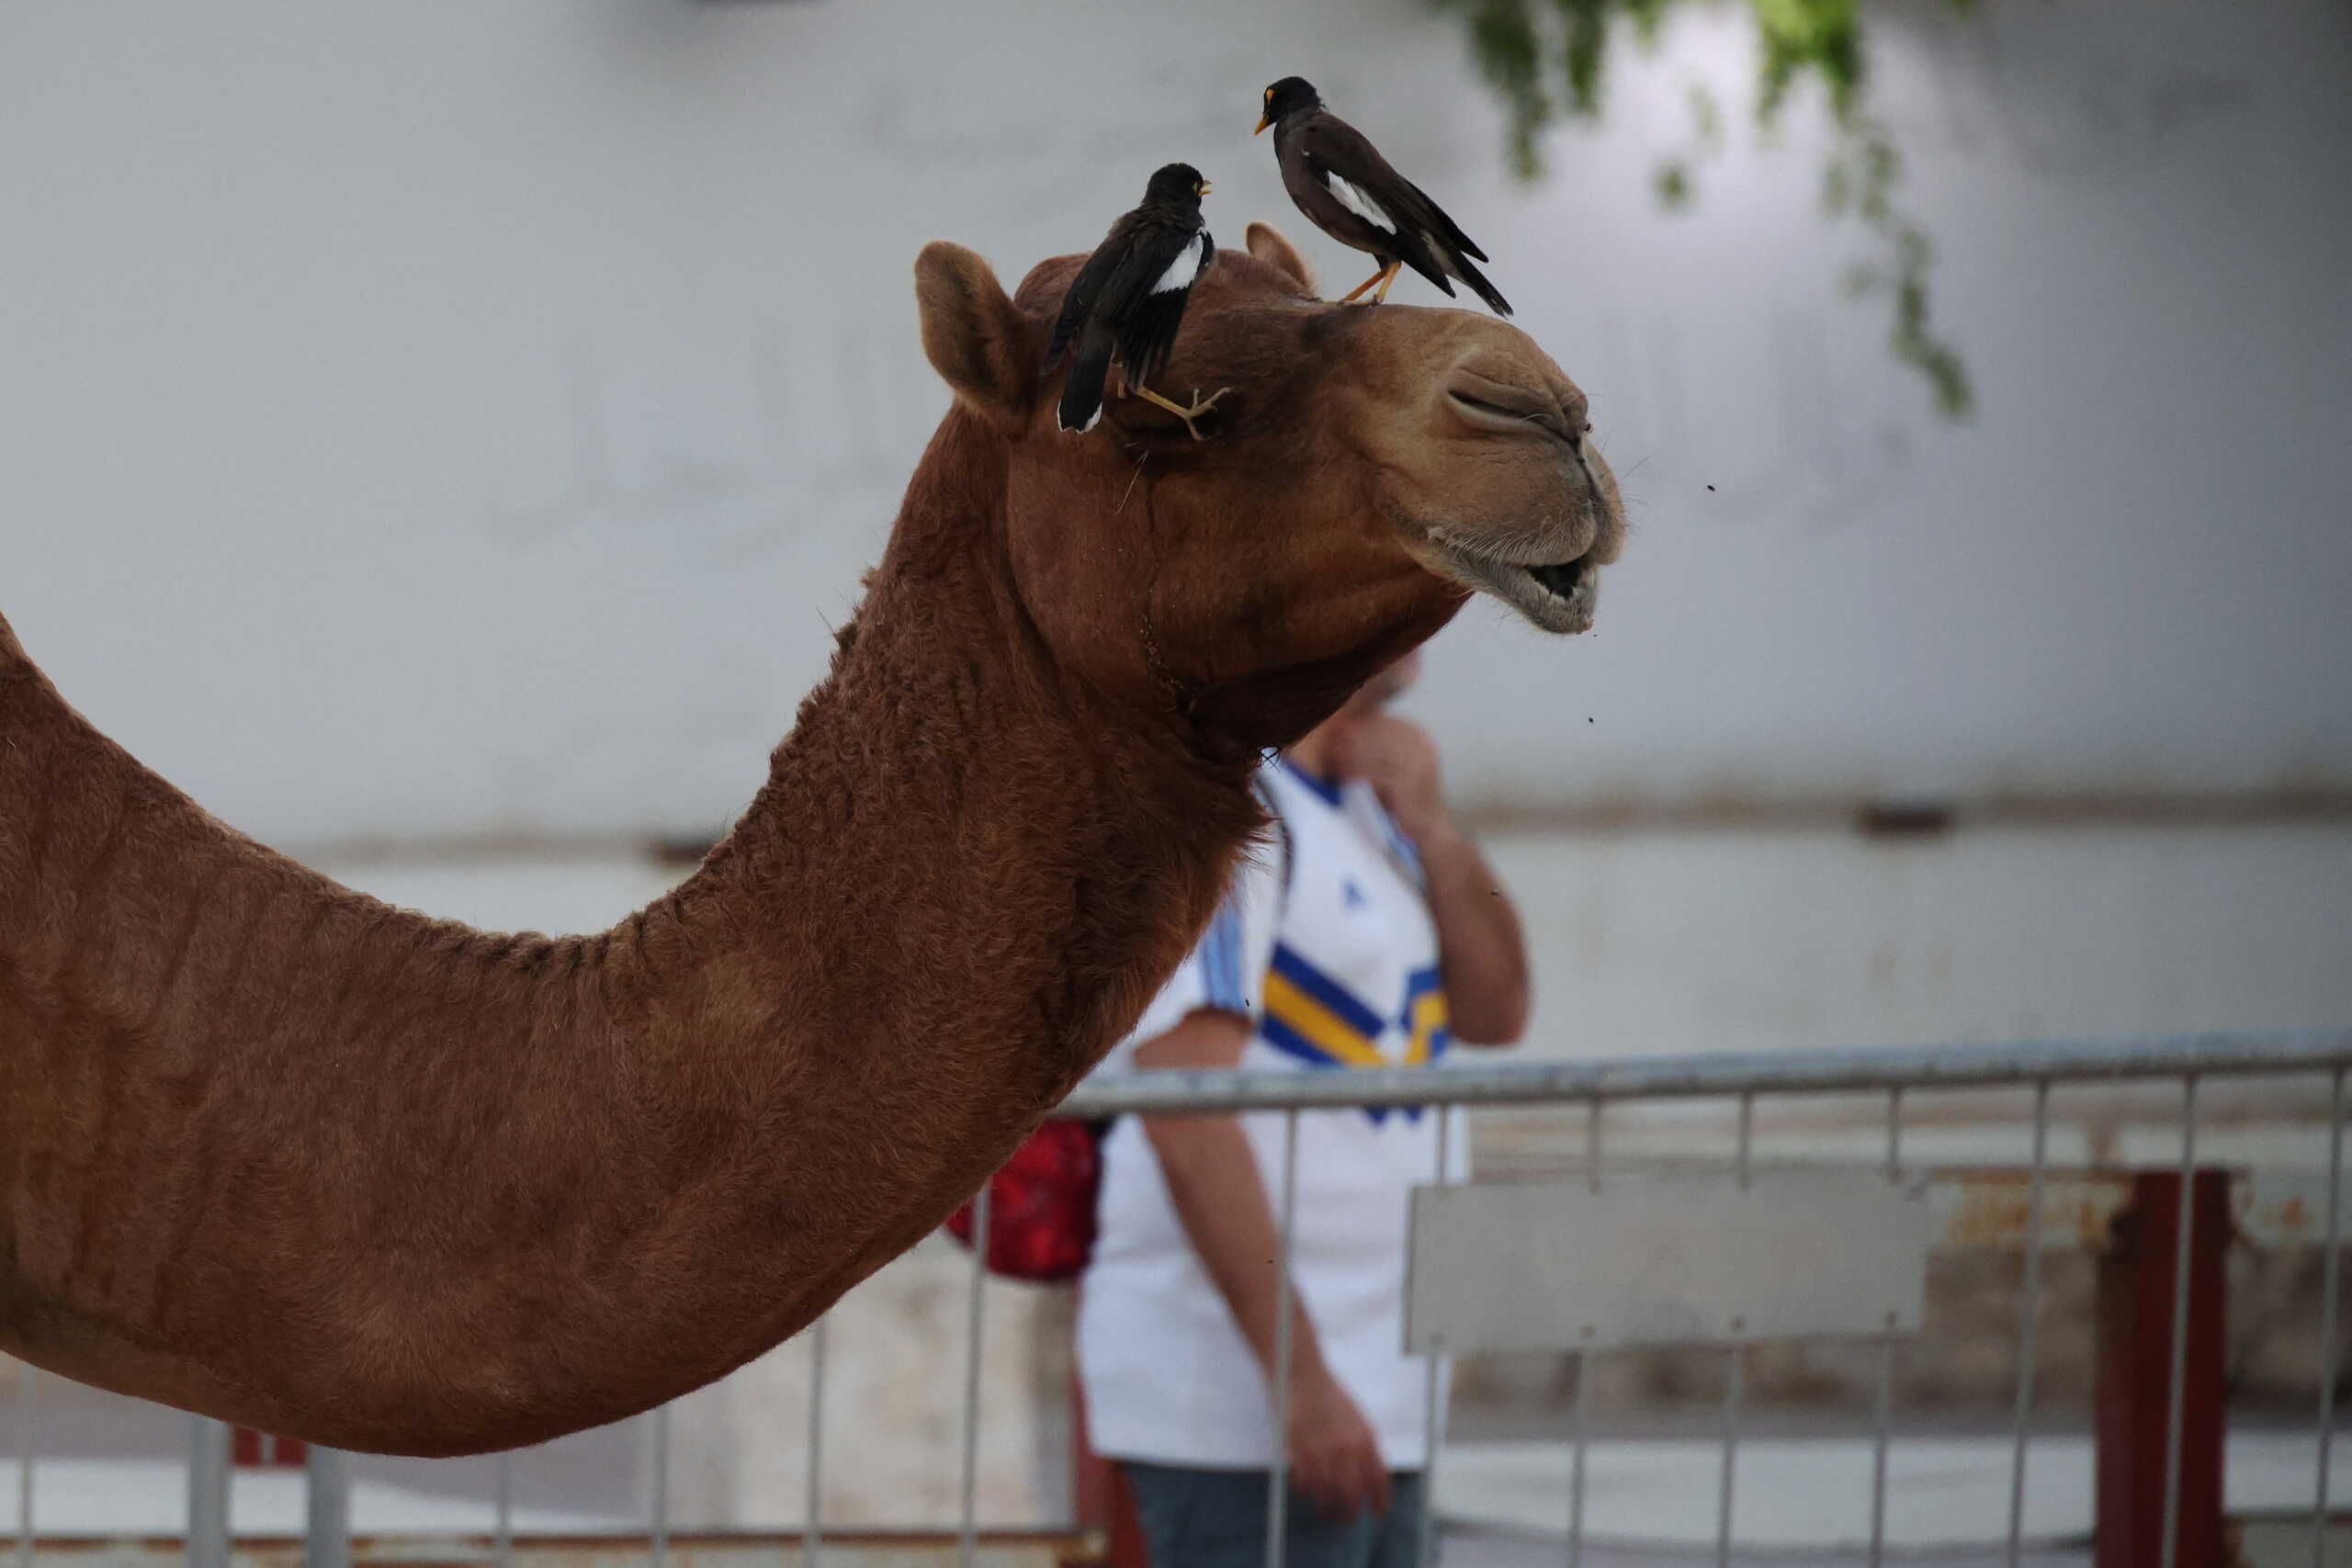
top-left (1439, 0), bottom-right (1973, 418)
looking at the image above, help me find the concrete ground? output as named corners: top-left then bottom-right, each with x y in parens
top-left (6, 1431), bottom-right (2346, 1557)
top-left (1439, 1523), bottom-right (2092, 1568)
top-left (1433, 1430), bottom-right (2347, 1555)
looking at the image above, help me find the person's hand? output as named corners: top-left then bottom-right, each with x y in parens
top-left (1284, 1361), bottom-right (1391, 1523)
top-left (1328, 714), bottom-right (1447, 841)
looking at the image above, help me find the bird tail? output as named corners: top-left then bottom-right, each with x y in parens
top-left (1057, 325), bottom-right (1114, 433)
top-left (1446, 249), bottom-right (1512, 318)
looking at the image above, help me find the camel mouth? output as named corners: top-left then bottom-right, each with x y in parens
top-left (1419, 528), bottom-right (1600, 636)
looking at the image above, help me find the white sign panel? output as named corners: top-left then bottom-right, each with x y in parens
top-left (1405, 1170), bottom-right (1931, 1354)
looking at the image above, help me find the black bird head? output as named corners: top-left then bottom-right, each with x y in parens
top-left (1143, 162), bottom-right (1211, 207)
top-left (1255, 76), bottom-right (1321, 134)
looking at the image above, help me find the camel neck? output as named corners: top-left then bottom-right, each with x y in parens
top-left (0, 414), bottom-right (1270, 1453)
top-left (581, 410), bottom-right (1268, 1315)
top-left (669, 414), bottom-right (1262, 1043)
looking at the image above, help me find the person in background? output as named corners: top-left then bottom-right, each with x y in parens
top-left (1079, 647), bottom-right (1530, 1568)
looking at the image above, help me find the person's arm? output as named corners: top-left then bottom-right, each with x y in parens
top-left (1133, 1010), bottom-right (1391, 1520)
top-left (1329, 715), bottom-right (1530, 1044)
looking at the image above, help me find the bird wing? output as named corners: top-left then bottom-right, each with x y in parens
top-left (1113, 226), bottom-right (1211, 389)
top-left (1043, 215), bottom-right (1138, 369)
top-left (1297, 115), bottom-right (1489, 265)
top-left (1099, 219), bottom-right (1204, 327)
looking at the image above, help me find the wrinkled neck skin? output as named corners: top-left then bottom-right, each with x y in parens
top-left (0, 411), bottom-right (1283, 1456)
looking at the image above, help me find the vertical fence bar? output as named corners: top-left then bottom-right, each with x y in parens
top-left (14, 1366), bottom-right (30, 1568)
top-left (187, 1417), bottom-right (231, 1568)
top-left (1867, 1087), bottom-right (1905, 1568)
top-left (493, 1454), bottom-right (513, 1568)
top-left (1567, 1348), bottom-right (1591, 1568)
top-left (958, 1179), bottom-right (991, 1568)
top-left (1267, 1111), bottom-right (1302, 1568)
top-left (1715, 1348), bottom-right (1744, 1568)
top-left (807, 1315), bottom-right (829, 1568)
top-left (650, 1406), bottom-right (671, 1568)
top-left (2317, 1067), bottom-right (2346, 1568)
top-left (1570, 1098), bottom-right (1601, 1568)
top-left (1715, 1091), bottom-right (1754, 1568)
top-left (2007, 1080), bottom-right (2051, 1568)
top-left (2160, 1075), bottom-right (2199, 1568)
top-left (1868, 1343), bottom-right (1896, 1568)
top-left (304, 1448), bottom-right (349, 1568)
top-left (1415, 1110), bottom-right (1454, 1568)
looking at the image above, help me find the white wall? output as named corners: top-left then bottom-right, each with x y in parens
top-left (3, 0), bottom-right (2346, 847)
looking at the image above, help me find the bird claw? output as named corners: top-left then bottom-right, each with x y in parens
top-left (1176, 387), bottom-right (1233, 441)
top-left (1130, 384), bottom-right (1233, 440)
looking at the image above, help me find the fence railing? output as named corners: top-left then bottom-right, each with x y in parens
top-left (6, 1026), bottom-right (2349, 1568)
top-left (1066, 1026), bottom-right (2352, 1568)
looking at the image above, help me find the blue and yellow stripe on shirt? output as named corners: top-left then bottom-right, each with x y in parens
top-left (1402, 965), bottom-right (1450, 1065)
top-left (1261, 942), bottom-right (1388, 1069)
top-left (1261, 946), bottom-right (1452, 1122)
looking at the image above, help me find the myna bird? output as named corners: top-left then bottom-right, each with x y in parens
top-left (1044, 163), bottom-right (1229, 440)
top-left (1255, 76), bottom-right (1510, 317)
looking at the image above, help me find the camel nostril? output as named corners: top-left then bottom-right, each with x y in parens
top-left (1444, 374), bottom-right (1570, 441)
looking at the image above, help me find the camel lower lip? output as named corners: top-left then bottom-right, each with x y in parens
top-left (1425, 534), bottom-right (1598, 635)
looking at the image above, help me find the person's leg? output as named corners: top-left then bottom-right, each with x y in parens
top-left (1120, 1463), bottom-right (1264, 1568)
top-left (1118, 1463), bottom-right (1388, 1568)
top-left (1363, 1473), bottom-right (1426, 1568)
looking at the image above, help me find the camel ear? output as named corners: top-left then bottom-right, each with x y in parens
top-left (1246, 222), bottom-right (1317, 295)
top-left (915, 242), bottom-right (1034, 433)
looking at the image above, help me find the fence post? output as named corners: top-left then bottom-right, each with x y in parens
top-left (304, 1448), bottom-right (349, 1568)
top-left (2095, 1169), bottom-right (2227, 1568)
top-left (187, 1417), bottom-right (232, 1568)
top-left (15, 1365), bottom-right (32, 1568)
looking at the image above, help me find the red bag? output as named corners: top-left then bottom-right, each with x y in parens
top-left (944, 1120), bottom-right (1107, 1282)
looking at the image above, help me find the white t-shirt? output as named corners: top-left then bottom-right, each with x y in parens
top-left (1078, 758), bottom-right (1466, 1472)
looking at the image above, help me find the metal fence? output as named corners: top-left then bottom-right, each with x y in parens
top-left (6, 1026), bottom-right (2350, 1568)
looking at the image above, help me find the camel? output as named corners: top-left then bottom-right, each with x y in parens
top-left (0, 223), bottom-right (1623, 1456)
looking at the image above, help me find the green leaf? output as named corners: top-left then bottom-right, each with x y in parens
top-left (1434, 0), bottom-right (1972, 420)
top-left (1555, 0), bottom-right (1611, 118)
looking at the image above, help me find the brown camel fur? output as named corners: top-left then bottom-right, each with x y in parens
top-left (0, 223), bottom-right (1623, 1456)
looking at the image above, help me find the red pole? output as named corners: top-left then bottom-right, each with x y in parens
top-left (230, 1428), bottom-right (307, 1468)
top-left (2096, 1169), bottom-right (2228, 1568)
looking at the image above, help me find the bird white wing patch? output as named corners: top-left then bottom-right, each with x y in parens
top-left (1151, 231), bottom-right (1208, 294)
top-left (1324, 172), bottom-right (1395, 233)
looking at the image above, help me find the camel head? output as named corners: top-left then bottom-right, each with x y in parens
top-left (913, 221), bottom-right (1624, 756)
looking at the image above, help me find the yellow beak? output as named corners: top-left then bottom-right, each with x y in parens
top-left (1253, 113), bottom-right (1272, 135)
top-left (1197, 180), bottom-right (1213, 197)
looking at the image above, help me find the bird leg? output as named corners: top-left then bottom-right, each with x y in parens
top-left (1338, 260), bottom-right (1401, 305)
top-left (1128, 383), bottom-right (1233, 442)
